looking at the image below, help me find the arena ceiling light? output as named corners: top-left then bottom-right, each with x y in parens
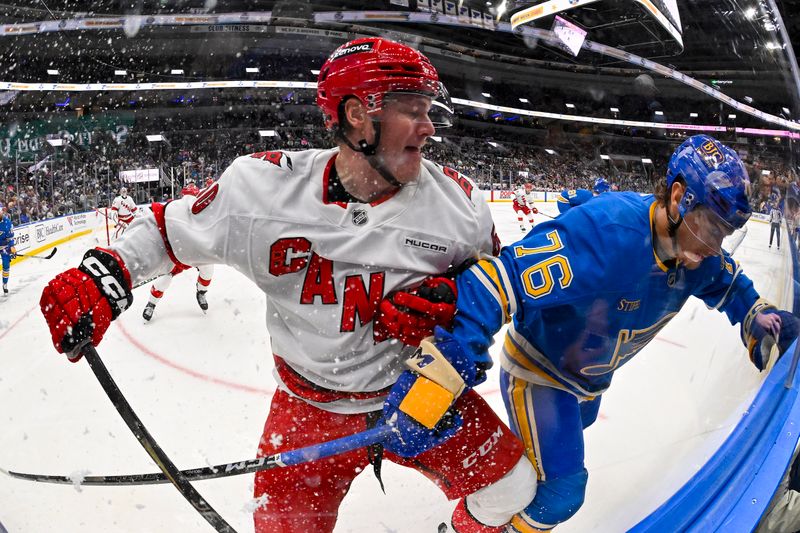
top-left (690, 112), bottom-right (699, 118)
top-left (729, 114), bottom-right (737, 119)
top-left (610, 107), bottom-right (619, 113)
top-left (519, 98), bottom-right (529, 103)
top-left (487, 141), bottom-right (499, 148)
top-left (46, 69), bottom-right (58, 75)
top-left (565, 103), bottom-right (575, 109)
top-left (782, 107), bottom-right (791, 115)
top-left (430, 135), bottom-right (442, 142)
top-left (246, 67), bottom-right (259, 73)
top-left (46, 139), bottom-right (64, 146)
top-left (655, 110), bottom-right (664, 116)
top-left (495, 0), bottom-right (508, 18)
top-left (114, 70), bottom-right (127, 76)
top-left (481, 92), bottom-right (492, 98)
top-left (146, 134), bottom-right (164, 142)
top-left (745, 7), bottom-right (757, 19)
top-left (642, 158), bottom-right (653, 164)
top-left (600, 154), bottom-right (610, 160)
top-left (310, 69), bottom-right (320, 75)
top-left (170, 69), bottom-right (184, 75)
top-left (258, 130), bottom-right (276, 137)
top-left (545, 149), bottom-right (556, 155)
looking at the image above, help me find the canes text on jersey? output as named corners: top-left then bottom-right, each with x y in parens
top-left (269, 237), bottom-right (386, 333)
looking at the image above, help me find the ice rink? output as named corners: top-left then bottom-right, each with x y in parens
top-left (0, 199), bottom-right (792, 532)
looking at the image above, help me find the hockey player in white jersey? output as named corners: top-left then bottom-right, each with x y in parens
top-left (110, 187), bottom-right (138, 239)
top-left (40, 38), bottom-right (537, 533)
top-left (512, 181), bottom-right (538, 232)
top-left (142, 183), bottom-right (214, 321)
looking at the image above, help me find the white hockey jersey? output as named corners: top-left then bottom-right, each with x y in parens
top-left (512, 187), bottom-right (534, 209)
top-left (111, 194), bottom-right (138, 223)
top-left (111, 148), bottom-right (498, 413)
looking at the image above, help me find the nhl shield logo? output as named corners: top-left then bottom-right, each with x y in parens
top-left (352, 209), bottom-right (368, 226)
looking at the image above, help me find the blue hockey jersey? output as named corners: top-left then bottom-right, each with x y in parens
top-left (556, 189), bottom-right (594, 215)
top-left (0, 215), bottom-right (14, 253)
top-left (452, 192), bottom-right (762, 398)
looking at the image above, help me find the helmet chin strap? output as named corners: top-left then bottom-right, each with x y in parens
top-left (337, 119), bottom-right (403, 189)
top-left (666, 197), bottom-right (683, 258)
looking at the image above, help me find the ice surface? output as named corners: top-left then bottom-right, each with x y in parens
top-left (0, 201), bottom-right (790, 532)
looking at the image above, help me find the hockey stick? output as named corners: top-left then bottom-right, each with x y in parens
top-left (133, 273), bottom-right (162, 290)
top-left (2, 423), bottom-right (393, 486)
top-left (79, 344), bottom-right (236, 532)
top-left (16, 248), bottom-right (58, 260)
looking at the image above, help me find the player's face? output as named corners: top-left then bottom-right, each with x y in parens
top-left (375, 93), bottom-right (436, 183)
top-left (677, 206), bottom-right (733, 268)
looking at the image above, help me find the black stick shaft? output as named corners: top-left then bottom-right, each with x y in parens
top-left (81, 345), bottom-right (236, 532)
top-left (17, 247), bottom-right (57, 260)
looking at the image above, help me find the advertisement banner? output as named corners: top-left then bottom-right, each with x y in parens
top-left (0, 113), bottom-right (134, 160)
top-left (13, 208), bottom-right (110, 254)
top-left (120, 168), bottom-right (159, 183)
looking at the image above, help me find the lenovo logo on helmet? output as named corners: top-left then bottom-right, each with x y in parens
top-left (330, 41), bottom-right (375, 61)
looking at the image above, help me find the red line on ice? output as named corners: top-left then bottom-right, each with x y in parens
top-left (0, 304), bottom-right (37, 342)
top-left (655, 336), bottom-right (687, 348)
top-left (117, 321), bottom-right (274, 397)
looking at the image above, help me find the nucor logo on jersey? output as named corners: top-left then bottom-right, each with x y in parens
top-left (404, 237), bottom-right (448, 254)
top-left (462, 425), bottom-right (504, 468)
top-left (330, 41), bottom-right (375, 61)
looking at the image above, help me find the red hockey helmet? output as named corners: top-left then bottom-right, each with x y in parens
top-left (181, 183), bottom-right (200, 197)
top-left (205, 177), bottom-right (215, 188)
top-left (316, 37), bottom-right (453, 130)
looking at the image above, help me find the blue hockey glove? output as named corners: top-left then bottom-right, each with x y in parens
top-left (380, 326), bottom-right (488, 457)
top-left (382, 370), bottom-right (463, 458)
top-left (747, 309), bottom-right (800, 371)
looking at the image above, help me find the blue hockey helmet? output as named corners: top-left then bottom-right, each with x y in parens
top-left (592, 177), bottom-right (610, 194)
top-left (666, 135), bottom-right (751, 230)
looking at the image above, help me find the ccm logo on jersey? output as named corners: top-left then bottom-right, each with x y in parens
top-left (462, 425), bottom-right (505, 468)
top-left (191, 183), bottom-right (219, 215)
top-left (404, 237), bottom-right (448, 254)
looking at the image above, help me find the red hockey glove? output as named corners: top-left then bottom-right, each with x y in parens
top-left (40, 248), bottom-right (133, 361)
top-left (374, 276), bottom-right (457, 347)
top-left (532, 207), bottom-right (539, 214)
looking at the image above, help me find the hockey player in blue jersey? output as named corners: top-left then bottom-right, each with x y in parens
top-left (555, 177), bottom-right (609, 215)
top-left (0, 202), bottom-right (16, 295)
top-left (384, 135), bottom-right (799, 532)
top-left (592, 176), bottom-right (610, 194)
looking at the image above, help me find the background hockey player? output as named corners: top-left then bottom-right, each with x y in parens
top-left (555, 177), bottom-right (609, 215)
top-left (512, 181), bottom-right (538, 232)
top-left (39, 37), bottom-right (537, 533)
top-left (142, 183), bottom-right (214, 321)
top-left (0, 202), bottom-right (15, 295)
top-left (110, 187), bottom-right (138, 239)
top-left (417, 135), bottom-right (799, 531)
